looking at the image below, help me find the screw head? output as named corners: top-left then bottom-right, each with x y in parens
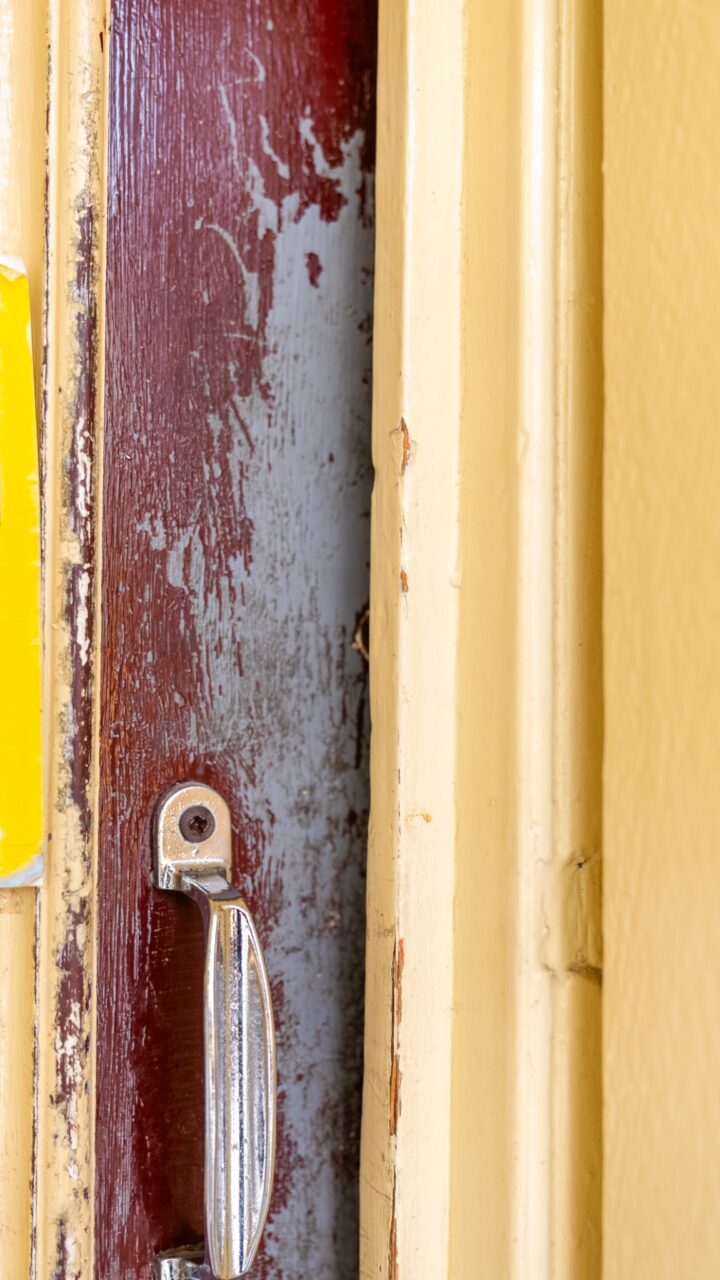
top-left (179, 804), bottom-right (216, 844)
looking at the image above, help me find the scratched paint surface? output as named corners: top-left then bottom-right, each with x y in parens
top-left (96, 2), bottom-right (375, 1276)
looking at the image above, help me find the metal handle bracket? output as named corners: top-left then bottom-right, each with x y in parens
top-left (153, 783), bottom-right (276, 1280)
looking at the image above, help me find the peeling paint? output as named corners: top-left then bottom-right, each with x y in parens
top-left (37, 4), bottom-right (107, 1272)
top-left (97, 3), bottom-right (376, 1277)
top-left (389, 939), bottom-right (404, 1138)
top-left (388, 1176), bottom-right (398, 1280)
top-left (543, 846), bottom-right (603, 977)
top-left (352, 605), bottom-right (370, 664)
top-left (398, 417), bottom-right (413, 475)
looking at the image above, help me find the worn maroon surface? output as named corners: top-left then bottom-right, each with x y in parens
top-left (97, 1), bottom-right (376, 1276)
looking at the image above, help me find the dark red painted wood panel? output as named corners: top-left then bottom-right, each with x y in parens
top-left (96, 1), bottom-right (376, 1275)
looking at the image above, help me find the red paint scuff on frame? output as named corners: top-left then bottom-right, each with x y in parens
top-left (399, 416), bottom-right (413, 474)
top-left (389, 938), bottom-right (404, 1137)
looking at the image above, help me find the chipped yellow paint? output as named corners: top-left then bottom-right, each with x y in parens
top-left (0, 0), bottom-right (47, 1273)
top-left (33, 0), bottom-right (108, 1275)
top-left (0, 260), bottom-right (43, 884)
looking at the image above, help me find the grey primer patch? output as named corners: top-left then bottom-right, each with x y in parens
top-left (164, 132), bottom-right (373, 1277)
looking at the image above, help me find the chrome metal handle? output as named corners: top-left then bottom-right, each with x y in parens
top-left (153, 783), bottom-right (276, 1280)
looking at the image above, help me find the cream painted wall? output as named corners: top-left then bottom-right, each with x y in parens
top-left (604, 4), bottom-right (720, 1276)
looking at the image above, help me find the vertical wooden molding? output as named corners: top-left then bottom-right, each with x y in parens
top-left (512, 4), bottom-right (559, 1269)
top-left (450, 5), bottom-right (523, 1270)
top-left (0, 3), bottom-right (47, 1276)
top-left (361, 0), bottom-right (462, 1276)
top-left (36, 0), bottom-right (108, 1274)
top-left (549, 4), bottom-right (603, 1276)
top-left (364, 1), bottom-right (603, 1276)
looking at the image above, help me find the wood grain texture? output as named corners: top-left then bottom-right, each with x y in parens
top-left (35, 1), bottom-right (109, 1275)
top-left (0, 0), bottom-right (47, 1268)
top-left (97, 2), bottom-right (375, 1276)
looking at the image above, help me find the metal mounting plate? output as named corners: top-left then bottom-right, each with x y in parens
top-left (154, 1248), bottom-right (209, 1278)
top-left (153, 783), bottom-right (232, 890)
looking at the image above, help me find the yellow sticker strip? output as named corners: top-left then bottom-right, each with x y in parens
top-left (0, 259), bottom-right (43, 884)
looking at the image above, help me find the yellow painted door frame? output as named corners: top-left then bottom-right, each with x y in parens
top-left (0, 2), bottom-right (47, 1273)
top-left (361, 2), bottom-right (603, 1277)
top-left (0, 1), bottom-right (107, 1275)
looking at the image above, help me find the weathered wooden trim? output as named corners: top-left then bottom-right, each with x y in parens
top-left (35, 0), bottom-right (108, 1274)
top-left (362, 1), bottom-right (603, 1276)
top-left (0, 2), bottom-right (48, 1275)
top-left (359, 1), bottom-right (407, 1277)
top-left (549, 3), bottom-right (603, 1274)
top-left (362, 0), bottom-right (462, 1274)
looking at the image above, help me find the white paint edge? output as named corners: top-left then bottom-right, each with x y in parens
top-left (0, 854), bottom-right (44, 887)
top-left (0, 252), bottom-right (27, 278)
